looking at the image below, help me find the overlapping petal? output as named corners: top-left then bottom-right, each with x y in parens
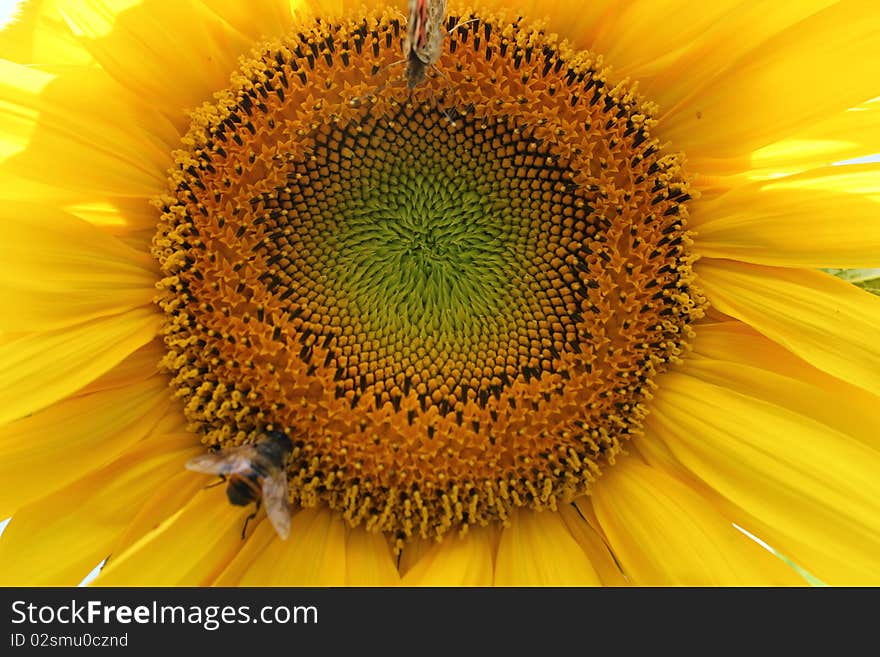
top-left (592, 458), bottom-right (803, 585)
top-left (0, 375), bottom-right (169, 515)
top-left (95, 486), bottom-right (254, 586)
top-left (0, 202), bottom-right (157, 332)
top-left (0, 307), bottom-right (160, 425)
top-left (494, 510), bottom-right (601, 586)
top-left (692, 165), bottom-right (880, 268)
top-left (401, 528), bottom-right (495, 586)
top-left (650, 372), bottom-right (880, 583)
top-left (697, 260), bottom-right (880, 397)
top-left (0, 432), bottom-right (199, 585)
top-left (659, 1), bottom-right (880, 165)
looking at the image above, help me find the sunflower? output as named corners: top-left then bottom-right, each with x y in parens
top-left (1, 0), bottom-right (879, 587)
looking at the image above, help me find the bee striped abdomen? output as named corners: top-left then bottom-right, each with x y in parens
top-left (226, 473), bottom-right (262, 506)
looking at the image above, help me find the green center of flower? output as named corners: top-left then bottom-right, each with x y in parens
top-left (153, 9), bottom-right (704, 547)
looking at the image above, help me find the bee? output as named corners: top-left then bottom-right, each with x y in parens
top-left (186, 430), bottom-right (293, 540)
top-left (403, 0), bottom-right (448, 88)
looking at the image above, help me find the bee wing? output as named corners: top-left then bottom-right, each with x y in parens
top-left (185, 446), bottom-right (259, 476)
top-left (261, 472), bottom-right (292, 540)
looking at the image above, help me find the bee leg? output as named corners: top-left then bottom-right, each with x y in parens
top-left (203, 474), bottom-right (227, 490)
top-left (241, 499), bottom-right (261, 540)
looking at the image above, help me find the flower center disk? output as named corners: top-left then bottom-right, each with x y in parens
top-left (153, 9), bottom-right (702, 544)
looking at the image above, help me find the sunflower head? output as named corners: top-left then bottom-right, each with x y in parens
top-left (151, 6), bottom-right (704, 547)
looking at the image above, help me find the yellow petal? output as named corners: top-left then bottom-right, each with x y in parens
top-left (643, 3), bottom-right (838, 113)
top-left (593, 458), bottom-right (803, 585)
top-left (512, 1), bottom-right (834, 114)
top-left (215, 509), bottom-right (394, 587)
top-left (211, 518), bottom-right (278, 586)
top-left (0, 433), bottom-right (199, 585)
top-left (686, 321), bottom-right (880, 451)
top-left (0, 58), bottom-right (171, 196)
top-left (0, 203), bottom-right (157, 332)
top-left (110, 467), bottom-right (205, 559)
top-left (0, 0), bottom-right (95, 65)
top-left (528, 0), bottom-right (740, 79)
top-left (559, 503), bottom-right (628, 586)
top-left (494, 510), bottom-right (601, 586)
top-left (95, 486), bottom-right (253, 586)
top-left (58, 0), bottom-right (293, 131)
top-left (401, 528), bottom-right (494, 586)
top-left (697, 260), bottom-right (880, 397)
top-left (660, 2), bottom-right (880, 163)
top-left (63, 198), bottom-right (162, 233)
top-left (397, 535), bottom-right (436, 579)
top-left (0, 176), bottom-right (166, 234)
top-left (235, 507), bottom-right (347, 586)
top-left (692, 164), bottom-right (880, 268)
top-left (75, 339), bottom-right (163, 396)
top-left (637, 430), bottom-right (871, 586)
top-left (651, 372), bottom-right (880, 583)
top-left (743, 99), bottom-right (880, 179)
top-left (344, 527), bottom-right (401, 586)
top-left (218, 509), bottom-right (393, 587)
top-left (0, 307), bottom-right (160, 425)
top-left (0, 376), bottom-right (169, 517)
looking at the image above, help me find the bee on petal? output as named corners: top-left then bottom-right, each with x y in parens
top-left (186, 430), bottom-right (293, 540)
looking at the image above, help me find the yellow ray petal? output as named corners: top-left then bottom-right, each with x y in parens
top-left (635, 431), bottom-right (873, 586)
top-left (0, 177), bottom-right (166, 235)
top-left (692, 165), bottom-right (880, 268)
top-left (559, 503), bottom-right (628, 586)
top-left (0, 433), bottom-right (199, 586)
top-left (743, 99), bottom-right (880, 179)
top-left (234, 507), bottom-right (348, 586)
top-left (727, 519), bottom-right (869, 587)
top-left (655, 4), bottom-right (843, 115)
top-left (501, 1), bottom-right (835, 109)
top-left (397, 535), bottom-right (436, 579)
top-left (644, 1), bottom-right (837, 125)
top-left (214, 511), bottom-right (400, 586)
top-left (0, 376), bottom-right (169, 517)
top-left (75, 339), bottom-right (163, 396)
top-left (651, 372), bottom-right (880, 583)
top-left (660, 2), bottom-right (880, 163)
top-left (0, 307), bottom-right (161, 425)
top-left (0, 203), bottom-right (157, 332)
top-left (59, 0), bottom-right (293, 131)
top-left (686, 321), bottom-right (880, 451)
top-left (345, 527), bottom-right (401, 586)
top-left (94, 486), bottom-right (253, 586)
top-left (64, 198), bottom-right (163, 234)
top-left (544, 1), bottom-right (744, 80)
top-left (0, 0), bottom-right (96, 65)
top-left (211, 518), bottom-right (287, 586)
top-left (401, 528), bottom-right (494, 586)
top-left (110, 467), bottom-right (205, 559)
top-left (494, 510), bottom-right (601, 586)
top-left (697, 260), bottom-right (880, 397)
top-left (0, 59), bottom-right (172, 197)
top-left (592, 458), bottom-right (803, 585)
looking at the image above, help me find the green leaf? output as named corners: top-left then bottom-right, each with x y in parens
top-left (823, 268), bottom-right (880, 296)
